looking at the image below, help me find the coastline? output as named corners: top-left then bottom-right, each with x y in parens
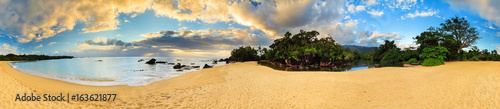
top-left (1, 61), bottom-right (500, 108)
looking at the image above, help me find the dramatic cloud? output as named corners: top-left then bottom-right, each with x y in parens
top-left (445, 0), bottom-right (500, 27)
top-left (0, 43), bottom-right (17, 54)
top-left (68, 28), bottom-right (273, 57)
top-left (0, 0), bottom-right (346, 43)
top-left (297, 20), bottom-right (402, 47)
top-left (0, 0), bottom-right (151, 42)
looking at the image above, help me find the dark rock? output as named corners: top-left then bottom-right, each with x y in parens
top-left (167, 63), bottom-right (175, 65)
top-left (138, 59), bottom-right (144, 62)
top-left (173, 63), bottom-right (182, 69)
top-left (203, 64), bottom-right (212, 68)
top-left (212, 61), bottom-right (218, 64)
top-left (193, 66), bottom-right (200, 68)
top-left (156, 61), bottom-right (166, 64)
top-left (145, 58), bottom-right (156, 64)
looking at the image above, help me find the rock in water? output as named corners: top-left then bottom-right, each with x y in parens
top-left (203, 64), bottom-right (213, 68)
top-left (173, 63), bottom-right (182, 69)
top-left (145, 58), bottom-right (156, 64)
top-left (156, 61), bottom-right (166, 64)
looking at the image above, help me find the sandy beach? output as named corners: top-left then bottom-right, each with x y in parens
top-left (1, 61), bottom-right (499, 108)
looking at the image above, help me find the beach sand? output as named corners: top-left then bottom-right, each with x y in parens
top-left (1, 61), bottom-right (499, 108)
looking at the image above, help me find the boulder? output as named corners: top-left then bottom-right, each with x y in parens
top-left (145, 58), bottom-right (156, 64)
top-left (173, 63), bottom-right (182, 69)
top-left (203, 64), bottom-right (213, 68)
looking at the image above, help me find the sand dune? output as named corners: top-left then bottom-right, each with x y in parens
top-left (1, 61), bottom-right (499, 108)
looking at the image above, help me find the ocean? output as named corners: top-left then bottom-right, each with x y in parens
top-left (9, 57), bottom-right (226, 86)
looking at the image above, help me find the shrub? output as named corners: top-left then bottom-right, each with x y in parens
top-left (381, 48), bottom-right (402, 67)
top-left (422, 58), bottom-right (444, 66)
top-left (472, 57), bottom-right (480, 61)
top-left (406, 58), bottom-right (418, 64)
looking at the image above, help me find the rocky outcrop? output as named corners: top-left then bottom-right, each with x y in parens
top-left (145, 58), bottom-right (156, 64)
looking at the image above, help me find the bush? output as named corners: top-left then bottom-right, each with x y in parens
top-left (406, 58), bottom-right (418, 64)
top-left (422, 58), bottom-right (445, 66)
top-left (381, 48), bottom-right (402, 67)
top-left (472, 57), bottom-right (480, 61)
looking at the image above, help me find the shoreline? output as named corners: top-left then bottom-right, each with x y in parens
top-left (2, 61), bottom-right (500, 108)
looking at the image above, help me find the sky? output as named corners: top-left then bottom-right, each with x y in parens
top-left (0, 0), bottom-right (499, 58)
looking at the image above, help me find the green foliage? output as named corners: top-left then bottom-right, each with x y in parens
top-left (406, 58), bottom-right (418, 64)
top-left (414, 27), bottom-right (442, 51)
top-left (0, 53), bottom-right (74, 61)
top-left (230, 46), bottom-right (259, 62)
top-left (419, 46), bottom-right (449, 66)
top-left (421, 58), bottom-right (444, 66)
top-left (360, 52), bottom-right (373, 60)
top-left (419, 46), bottom-right (450, 61)
top-left (401, 47), bottom-right (419, 61)
top-left (263, 30), bottom-right (355, 66)
top-left (441, 16), bottom-right (480, 54)
top-left (373, 40), bottom-right (399, 61)
top-left (381, 48), bottom-right (402, 67)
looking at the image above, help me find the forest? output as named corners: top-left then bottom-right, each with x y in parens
top-left (230, 16), bottom-right (500, 69)
top-left (0, 53), bottom-right (74, 61)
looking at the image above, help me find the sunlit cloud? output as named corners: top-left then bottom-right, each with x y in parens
top-left (0, 43), bottom-right (17, 54)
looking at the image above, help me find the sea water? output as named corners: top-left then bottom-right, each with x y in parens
top-left (9, 57), bottom-right (225, 86)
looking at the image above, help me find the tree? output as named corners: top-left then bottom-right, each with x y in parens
top-left (414, 27), bottom-right (442, 51)
top-left (373, 40), bottom-right (399, 61)
top-left (230, 46), bottom-right (259, 62)
top-left (381, 48), bottom-right (402, 67)
top-left (440, 16), bottom-right (480, 53)
top-left (264, 30), bottom-right (353, 67)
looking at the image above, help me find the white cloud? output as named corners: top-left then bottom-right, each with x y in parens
top-left (34, 44), bottom-right (43, 49)
top-left (364, 0), bottom-right (378, 6)
top-left (367, 10), bottom-right (384, 17)
top-left (115, 34), bottom-right (123, 37)
top-left (347, 4), bottom-right (366, 13)
top-left (0, 43), bottom-right (17, 54)
top-left (445, 0), bottom-right (500, 27)
top-left (403, 10), bottom-right (438, 19)
top-left (48, 42), bottom-right (57, 46)
top-left (179, 27), bottom-right (187, 30)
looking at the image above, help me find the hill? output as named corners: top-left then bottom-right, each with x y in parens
top-left (343, 45), bottom-right (376, 53)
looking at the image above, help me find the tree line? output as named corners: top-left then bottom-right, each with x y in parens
top-left (230, 16), bottom-right (500, 67)
top-left (0, 53), bottom-right (74, 61)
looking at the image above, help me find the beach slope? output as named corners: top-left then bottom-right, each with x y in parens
top-left (1, 61), bottom-right (499, 108)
